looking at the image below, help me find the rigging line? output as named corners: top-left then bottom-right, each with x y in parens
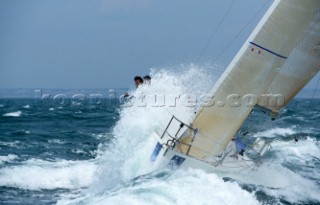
top-left (310, 73), bottom-right (320, 101)
top-left (195, 0), bottom-right (237, 63)
top-left (307, 73), bottom-right (320, 135)
top-left (211, 0), bottom-right (270, 64)
top-left (190, 0), bottom-right (270, 132)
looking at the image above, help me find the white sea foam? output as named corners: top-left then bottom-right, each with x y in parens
top-left (93, 66), bottom-right (216, 184)
top-left (0, 154), bottom-right (18, 165)
top-left (91, 133), bottom-right (108, 139)
top-left (211, 138), bottom-right (320, 205)
top-left (22, 105), bottom-right (30, 109)
top-left (55, 66), bottom-right (265, 204)
top-left (244, 138), bottom-right (320, 203)
top-left (70, 66), bottom-right (320, 204)
top-left (0, 141), bottom-right (20, 148)
top-left (4, 66), bottom-right (317, 204)
top-left (272, 137), bottom-right (320, 186)
top-left (72, 149), bottom-right (87, 155)
top-left (48, 139), bottom-right (66, 144)
top-left (0, 159), bottom-right (97, 190)
top-left (3, 111), bottom-right (22, 117)
top-left (253, 127), bottom-right (296, 138)
top-left (272, 137), bottom-right (320, 163)
top-left (259, 164), bottom-right (320, 203)
top-left (58, 169), bottom-right (259, 205)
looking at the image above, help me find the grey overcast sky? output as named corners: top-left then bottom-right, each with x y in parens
top-left (0, 0), bottom-right (319, 89)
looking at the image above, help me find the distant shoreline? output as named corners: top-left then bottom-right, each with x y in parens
top-left (0, 88), bottom-right (319, 99)
top-left (0, 88), bottom-right (129, 99)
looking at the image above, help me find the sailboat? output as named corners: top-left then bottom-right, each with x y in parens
top-left (148, 0), bottom-right (320, 173)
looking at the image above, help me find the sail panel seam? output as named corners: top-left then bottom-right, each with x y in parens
top-left (249, 41), bottom-right (288, 59)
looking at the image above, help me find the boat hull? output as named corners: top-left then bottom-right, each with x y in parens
top-left (150, 139), bottom-right (257, 175)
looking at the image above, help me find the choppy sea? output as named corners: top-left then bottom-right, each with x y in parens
top-left (0, 68), bottom-right (319, 205)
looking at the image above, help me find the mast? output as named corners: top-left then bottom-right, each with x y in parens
top-left (179, 0), bottom-right (320, 159)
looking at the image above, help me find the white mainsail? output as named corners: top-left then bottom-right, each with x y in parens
top-left (178, 0), bottom-right (320, 159)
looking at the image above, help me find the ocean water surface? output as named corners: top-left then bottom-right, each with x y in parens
top-left (0, 68), bottom-right (319, 205)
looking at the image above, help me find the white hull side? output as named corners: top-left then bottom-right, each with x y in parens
top-left (151, 143), bottom-right (256, 175)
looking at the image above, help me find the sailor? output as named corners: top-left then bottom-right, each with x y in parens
top-left (134, 76), bottom-right (144, 88)
top-left (143, 75), bottom-right (151, 84)
top-left (235, 137), bottom-right (246, 156)
top-left (122, 76), bottom-right (144, 98)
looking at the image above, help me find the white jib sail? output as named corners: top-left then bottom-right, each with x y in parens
top-left (178, 0), bottom-right (320, 159)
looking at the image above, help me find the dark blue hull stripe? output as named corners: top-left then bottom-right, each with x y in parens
top-left (167, 155), bottom-right (186, 169)
top-left (150, 142), bottom-right (162, 162)
top-left (249, 42), bottom-right (287, 59)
